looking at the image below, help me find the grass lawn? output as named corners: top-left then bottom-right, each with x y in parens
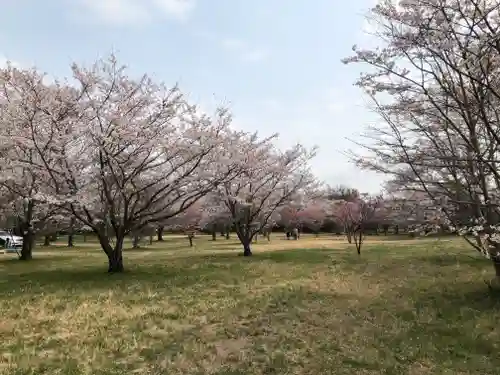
top-left (0, 234), bottom-right (499, 374)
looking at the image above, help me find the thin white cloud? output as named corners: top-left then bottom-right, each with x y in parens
top-left (198, 33), bottom-right (269, 63)
top-left (74, 0), bottom-right (196, 26)
top-left (152, 0), bottom-right (195, 22)
top-left (240, 49), bottom-right (269, 63)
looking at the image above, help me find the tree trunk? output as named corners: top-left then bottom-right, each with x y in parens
top-left (43, 235), bottom-right (51, 247)
top-left (83, 233), bottom-right (87, 242)
top-left (107, 248), bottom-right (124, 273)
top-left (225, 231), bottom-right (230, 240)
top-left (211, 230), bottom-right (217, 241)
top-left (149, 235), bottom-right (153, 245)
top-left (346, 231), bottom-right (353, 244)
top-left (68, 217), bottom-right (75, 247)
top-left (96, 231), bottom-right (125, 273)
top-left (395, 225), bottom-right (399, 235)
top-left (157, 226), bottom-right (164, 242)
top-left (20, 230), bottom-right (34, 260)
top-left (353, 230), bottom-right (363, 255)
top-left (188, 236), bottom-right (193, 247)
top-left (133, 235), bottom-right (140, 249)
top-left (18, 200), bottom-right (35, 261)
top-left (243, 242), bottom-right (252, 256)
top-left (266, 232), bottom-right (271, 241)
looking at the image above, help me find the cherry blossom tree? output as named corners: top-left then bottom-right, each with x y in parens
top-left (12, 56), bottom-right (239, 272)
top-left (350, 195), bottom-right (382, 255)
top-left (213, 133), bottom-right (318, 256)
top-left (330, 200), bottom-right (358, 243)
top-left (298, 200), bottom-right (329, 236)
top-left (198, 195), bottom-right (233, 240)
top-left (163, 201), bottom-right (204, 247)
top-left (0, 64), bottom-right (71, 260)
top-left (278, 205), bottom-right (301, 239)
top-left (343, 0), bottom-right (500, 281)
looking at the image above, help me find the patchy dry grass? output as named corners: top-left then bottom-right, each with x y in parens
top-left (0, 234), bottom-right (499, 374)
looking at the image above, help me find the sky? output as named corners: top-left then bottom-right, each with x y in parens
top-left (0, 0), bottom-right (386, 193)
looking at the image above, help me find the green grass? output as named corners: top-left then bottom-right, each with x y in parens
top-left (0, 234), bottom-right (499, 374)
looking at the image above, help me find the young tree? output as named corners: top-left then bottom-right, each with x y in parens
top-left (343, 0), bottom-right (500, 280)
top-left (163, 201), bottom-right (203, 247)
top-left (16, 56), bottom-right (238, 272)
top-left (330, 200), bottom-right (358, 243)
top-left (350, 195), bottom-right (382, 255)
top-left (214, 134), bottom-right (317, 256)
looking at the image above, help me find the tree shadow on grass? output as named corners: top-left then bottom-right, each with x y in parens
top-left (195, 248), bottom-right (352, 267)
top-left (0, 259), bottom-right (262, 298)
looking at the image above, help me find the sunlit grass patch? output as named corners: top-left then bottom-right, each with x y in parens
top-left (0, 235), bottom-right (498, 374)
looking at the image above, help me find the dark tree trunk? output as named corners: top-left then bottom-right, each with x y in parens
top-left (98, 234), bottom-right (125, 273)
top-left (188, 236), bottom-right (193, 247)
top-left (353, 229), bottom-right (363, 255)
top-left (83, 233), bottom-right (87, 242)
top-left (395, 225), bottom-right (399, 235)
top-left (211, 230), bottom-right (216, 241)
top-left (157, 226), bottom-right (164, 242)
top-left (20, 230), bottom-right (34, 260)
top-left (68, 217), bottom-right (75, 247)
top-left (149, 235), bottom-right (153, 245)
top-left (43, 235), bottom-right (51, 247)
top-left (243, 242), bottom-right (252, 256)
top-left (107, 249), bottom-right (124, 273)
top-left (347, 231), bottom-right (353, 244)
top-left (94, 228), bottom-right (125, 273)
top-left (19, 200), bottom-right (35, 260)
top-left (225, 231), bottom-right (230, 240)
top-left (266, 232), bottom-right (271, 241)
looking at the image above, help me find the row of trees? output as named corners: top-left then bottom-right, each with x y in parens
top-left (0, 56), bottom-right (319, 272)
top-left (344, 0), bottom-right (500, 281)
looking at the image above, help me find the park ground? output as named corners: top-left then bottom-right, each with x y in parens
top-left (0, 234), bottom-right (499, 375)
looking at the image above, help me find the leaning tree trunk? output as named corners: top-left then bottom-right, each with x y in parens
top-left (346, 231), bottom-right (353, 244)
top-left (43, 235), bottom-right (51, 247)
top-left (157, 226), bottom-right (164, 242)
top-left (353, 230), bottom-right (363, 255)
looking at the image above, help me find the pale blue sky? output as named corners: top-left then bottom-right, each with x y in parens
top-left (0, 0), bottom-right (385, 193)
